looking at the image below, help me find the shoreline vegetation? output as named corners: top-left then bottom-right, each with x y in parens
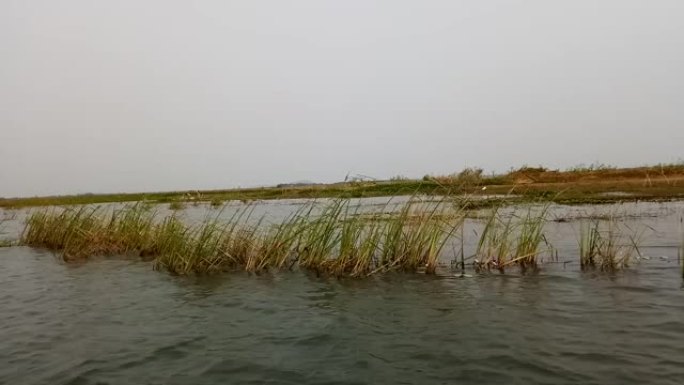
top-left (19, 197), bottom-right (650, 277)
top-left (2, 163), bottom-right (684, 209)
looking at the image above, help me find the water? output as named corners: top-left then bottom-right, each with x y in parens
top-left (1, 199), bottom-right (684, 384)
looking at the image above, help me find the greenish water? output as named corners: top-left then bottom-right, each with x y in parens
top-left (1, 200), bottom-right (684, 384)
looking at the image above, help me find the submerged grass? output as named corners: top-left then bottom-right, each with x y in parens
top-left (21, 197), bottom-right (466, 276)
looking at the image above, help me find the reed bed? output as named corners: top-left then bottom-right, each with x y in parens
top-left (578, 218), bottom-right (645, 272)
top-left (22, 205), bottom-right (159, 261)
top-left (20, 199), bottom-right (667, 276)
top-left (679, 216), bottom-right (683, 279)
top-left (21, 198), bottom-right (465, 276)
top-left (473, 205), bottom-right (553, 273)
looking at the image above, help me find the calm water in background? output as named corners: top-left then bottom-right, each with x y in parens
top-left (1, 199), bottom-right (684, 384)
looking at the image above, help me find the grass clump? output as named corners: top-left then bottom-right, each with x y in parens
top-left (382, 199), bottom-right (464, 274)
top-left (22, 205), bottom-right (159, 261)
top-left (0, 213), bottom-right (12, 247)
top-left (578, 218), bottom-right (645, 271)
top-left (153, 206), bottom-right (262, 274)
top-left (0, 239), bottom-right (14, 247)
top-left (22, 207), bottom-right (104, 260)
top-left (294, 198), bottom-right (464, 276)
top-left (474, 205), bottom-right (553, 273)
top-left (168, 201), bottom-right (186, 211)
top-left (679, 216), bottom-right (683, 279)
top-left (21, 198), bottom-right (466, 277)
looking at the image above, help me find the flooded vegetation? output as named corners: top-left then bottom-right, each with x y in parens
top-left (578, 218), bottom-right (646, 271)
top-left (473, 205), bottom-right (553, 273)
top-left (2, 197), bottom-right (684, 384)
top-left (20, 198), bottom-right (466, 276)
top-left (10, 196), bottom-right (684, 279)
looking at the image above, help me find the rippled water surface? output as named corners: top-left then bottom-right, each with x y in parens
top-left (2, 200), bottom-right (684, 384)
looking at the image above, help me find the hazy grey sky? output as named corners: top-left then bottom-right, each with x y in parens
top-left (1, 1), bottom-right (683, 197)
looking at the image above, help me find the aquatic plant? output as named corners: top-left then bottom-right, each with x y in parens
top-left (513, 206), bottom-right (551, 270)
top-left (22, 198), bottom-right (465, 277)
top-left (0, 213), bottom-right (12, 247)
top-left (579, 220), bottom-right (600, 269)
top-left (0, 213), bottom-right (13, 247)
top-left (21, 204), bottom-right (160, 260)
top-left (23, 198), bottom-right (669, 278)
top-left (679, 216), bottom-right (683, 279)
top-left (313, 201), bottom-right (384, 277)
top-left (154, 205), bottom-right (261, 274)
top-left (23, 207), bottom-right (102, 260)
top-left (475, 208), bottom-right (515, 271)
top-left (578, 218), bottom-right (645, 271)
top-left (474, 205), bottom-right (553, 272)
top-left (296, 200), bottom-right (346, 272)
top-left (168, 201), bottom-right (185, 211)
top-left (384, 199), bottom-right (463, 274)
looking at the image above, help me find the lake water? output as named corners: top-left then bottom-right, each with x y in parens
top-left (1, 199), bottom-right (684, 384)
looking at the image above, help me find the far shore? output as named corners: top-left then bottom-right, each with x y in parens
top-left (2, 164), bottom-right (683, 209)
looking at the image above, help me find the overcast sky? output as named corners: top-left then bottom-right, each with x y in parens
top-left (1, 1), bottom-right (683, 197)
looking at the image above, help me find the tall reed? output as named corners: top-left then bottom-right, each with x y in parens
top-left (679, 216), bottom-right (683, 279)
top-left (22, 197), bottom-right (465, 276)
top-left (474, 205), bottom-right (552, 272)
top-left (21, 205), bottom-right (156, 260)
top-left (578, 217), bottom-right (644, 271)
top-left (514, 206), bottom-right (551, 270)
top-left (0, 213), bottom-right (12, 247)
top-left (475, 208), bottom-right (515, 271)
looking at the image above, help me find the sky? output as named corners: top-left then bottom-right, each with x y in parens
top-left (1, 0), bottom-right (683, 198)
